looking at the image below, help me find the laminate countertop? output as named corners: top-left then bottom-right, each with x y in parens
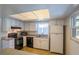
top-left (1, 37), bottom-right (15, 40)
top-left (23, 35), bottom-right (49, 38)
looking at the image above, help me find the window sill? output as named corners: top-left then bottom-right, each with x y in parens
top-left (72, 37), bottom-right (79, 43)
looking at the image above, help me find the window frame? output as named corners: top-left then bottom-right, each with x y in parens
top-left (71, 14), bottom-right (79, 41)
top-left (36, 22), bottom-right (49, 35)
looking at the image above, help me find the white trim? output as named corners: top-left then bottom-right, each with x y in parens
top-left (71, 10), bottom-right (79, 42)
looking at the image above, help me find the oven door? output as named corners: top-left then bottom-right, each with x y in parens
top-left (15, 37), bottom-right (23, 50)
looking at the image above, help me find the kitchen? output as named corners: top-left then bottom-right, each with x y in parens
top-left (0, 4), bottom-right (79, 55)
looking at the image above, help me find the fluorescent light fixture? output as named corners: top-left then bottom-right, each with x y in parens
top-left (10, 12), bottom-right (37, 21)
top-left (10, 9), bottom-right (50, 21)
top-left (33, 9), bottom-right (50, 20)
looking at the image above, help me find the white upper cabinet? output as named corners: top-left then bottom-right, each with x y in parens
top-left (19, 21), bottom-right (25, 30)
top-left (29, 23), bottom-right (36, 31)
top-left (24, 22), bottom-right (36, 31)
top-left (24, 23), bottom-right (30, 31)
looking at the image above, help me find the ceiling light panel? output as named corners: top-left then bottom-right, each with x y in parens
top-left (10, 9), bottom-right (50, 21)
top-left (10, 14), bottom-right (27, 21)
top-left (33, 9), bottom-right (50, 20)
top-left (20, 12), bottom-right (37, 20)
top-left (10, 12), bottom-right (37, 21)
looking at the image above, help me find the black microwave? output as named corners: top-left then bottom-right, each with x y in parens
top-left (8, 33), bottom-right (17, 38)
top-left (18, 31), bottom-right (28, 36)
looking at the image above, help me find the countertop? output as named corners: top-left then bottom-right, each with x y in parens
top-left (25, 35), bottom-right (49, 38)
top-left (0, 48), bottom-right (36, 55)
top-left (1, 35), bottom-right (49, 40)
top-left (1, 37), bottom-right (15, 40)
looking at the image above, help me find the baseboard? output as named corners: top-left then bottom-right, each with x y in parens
top-left (50, 51), bottom-right (64, 55)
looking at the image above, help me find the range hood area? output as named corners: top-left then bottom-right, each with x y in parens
top-left (11, 26), bottom-right (21, 29)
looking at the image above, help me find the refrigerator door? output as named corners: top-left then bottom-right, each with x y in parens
top-left (50, 34), bottom-right (63, 54)
top-left (50, 25), bottom-right (63, 34)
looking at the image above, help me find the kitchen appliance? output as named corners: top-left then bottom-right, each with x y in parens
top-left (17, 31), bottom-right (28, 36)
top-left (26, 37), bottom-right (33, 48)
top-left (50, 25), bottom-right (65, 54)
top-left (8, 33), bottom-right (23, 50)
top-left (8, 33), bottom-right (17, 38)
top-left (15, 37), bottom-right (23, 50)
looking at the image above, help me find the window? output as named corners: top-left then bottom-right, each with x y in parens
top-left (36, 22), bottom-right (48, 35)
top-left (72, 15), bottom-right (79, 39)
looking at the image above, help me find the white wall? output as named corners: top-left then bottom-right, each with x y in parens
top-left (0, 17), bottom-right (25, 48)
top-left (65, 10), bottom-right (79, 55)
top-left (2, 17), bottom-right (25, 32)
top-left (0, 33), bottom-right (6, 48)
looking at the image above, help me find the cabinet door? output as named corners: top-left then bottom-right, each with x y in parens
top-left (33, 38), bottom-right (41, 49)
top-left (30, 23), bottom-right (36, 31)
top-left (24, 23), bottom-right (30, 31)
top-left (23, 36), bottom-right (26, 47)
top-left (20, 22), bottom-right (24, 30)
top-left (40, 39), bottom-right (49, 50)
top-left (9, 39), bottom-right (14, 48)
top-left (2, 40), bottom-right (9, 48)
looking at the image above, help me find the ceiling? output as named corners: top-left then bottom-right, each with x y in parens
top-left (10, 9), bottom-right (50, 21)
top-left (0, 4), bottom-right (79, 21)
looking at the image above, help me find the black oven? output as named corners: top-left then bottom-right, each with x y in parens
top-left (15, 37), bottom-right (23, 50)
top-left (8, 33), bottom-right (23, 50)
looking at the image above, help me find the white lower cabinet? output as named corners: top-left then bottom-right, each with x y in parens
top-left (40, 39), bottom-right (49, 50)
top-left (9, 39), bottom-right (15, 48)
top-left (33, 37), bottom-right (49, 50)
top-left (2, 40), bottom-right (9, 48)
top-left (33, 38), bottom-right (41, 49)
top-left (1, 39), bottom-right (15, 48)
